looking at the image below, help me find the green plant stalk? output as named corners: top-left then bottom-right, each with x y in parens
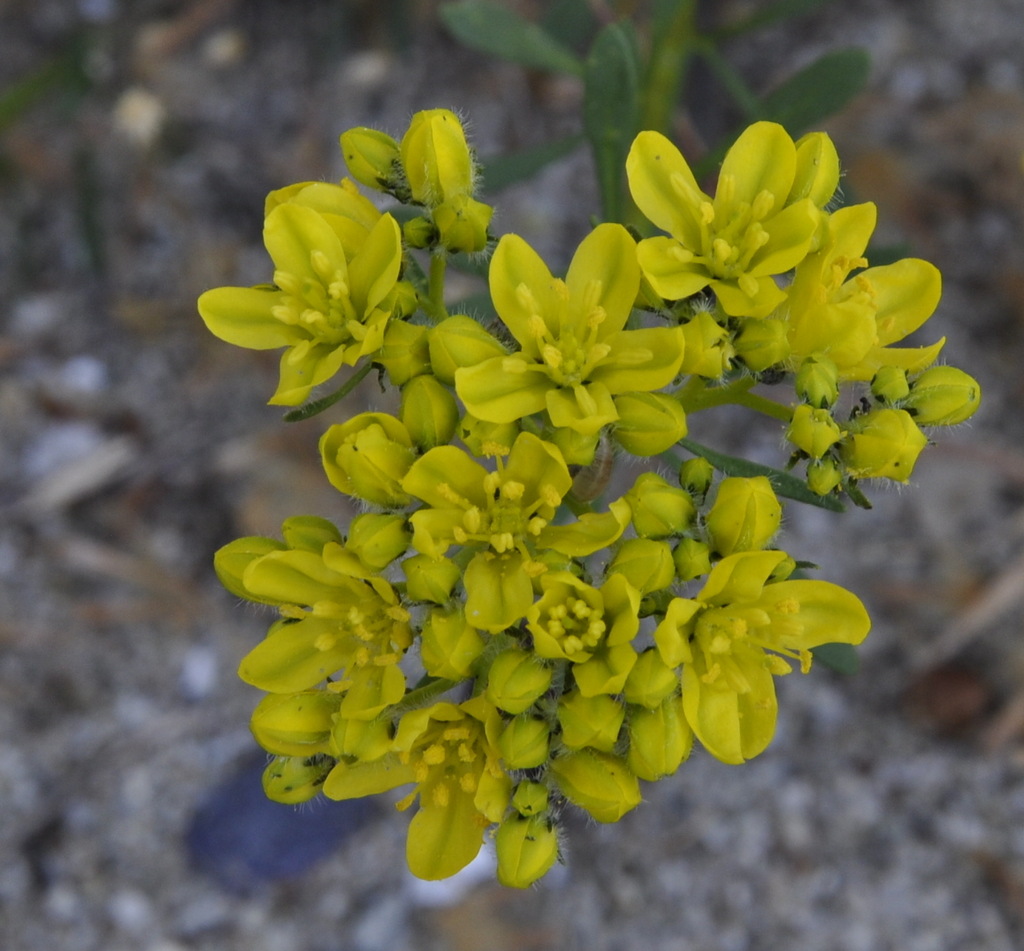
top-left (641, 0), bottom-right (698, 136)
top-left (427, 251), bottom-right (450, 323)
top-left (283, 360), bottom-right (375, 422)
top-left (678, 375), bottom-right (794, 422)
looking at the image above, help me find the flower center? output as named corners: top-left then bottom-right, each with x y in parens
top-left (536, 594), bottom-right (606, 659)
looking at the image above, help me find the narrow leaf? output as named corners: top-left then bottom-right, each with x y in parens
top-left (440, 1), bottom-right (584, 76)
top-left (671, 438), bottom-right (846, 512)
top-left (811, 642), bottom-right (860, 675)
top-left (760, 48), bottom-right (870, 135)
top-left (583, 22), bottom-right (642, 223)
top-left (713, 0), bottom-right (839, 40)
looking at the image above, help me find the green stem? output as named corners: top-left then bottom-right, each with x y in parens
top-left (392, 677), bottom-right (460, 719)
top-left (694, 40), bottom-right (761, 119)
top-left (282, 360), bottom-right (375, 422)
top-left (677, 375), bottom-right (793, 422)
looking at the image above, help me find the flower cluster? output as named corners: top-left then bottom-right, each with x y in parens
top-left (202, 110), bottom-right (979, 886)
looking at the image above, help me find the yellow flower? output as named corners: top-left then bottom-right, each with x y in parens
top-left (456, 224), bottom-right (685, 435)
top-left (654, 550), bottom-right (870, 764)
top-left (401, 432), bottom-right (628, 631)
top-left (527, 572), bottom-right (640, 696)
top-left (324, 697), bottom-right (511, 881)
top-left (627, 122), bottom-right (822, 317)
top-left (785, 203), bottom-right (945, 380)
top-left (198, 180), bottom-right (403, 405)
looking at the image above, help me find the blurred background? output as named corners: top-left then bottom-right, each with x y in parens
top-left (2, 1), bottom-right (1024, 948)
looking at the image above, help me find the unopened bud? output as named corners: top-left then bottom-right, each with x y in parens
top-left (672, 537), bottom-right (711, 582)
top-left (870, 365), bottom-right (910, 404)
top-left (705, 476), bottom-right (782, 555)
top-left (250, 690), bottom-right (340, 756)
top-left (400, 374), bottom-right (459, 449)
top-left (787, 404), bottom-right (842, 459)
top-left (627, 694), bottom-right (692, 781)
top-left (607, 538), bottom-right (675, 594)
top-left (905, 365), bottom-right (981, 426)
top-left (429, 315), bottom-right (506, 384)
top-left (732, 318), bottom-right (790, 372)
top-left (400, 108), bottom-right (475, 206)
top-left (320, 413), bottom-right (416, 508)
top-left (262, 754), bottom-right (333, 805)
top-left (486, 649), bottom-right (553, 715)
top-left (495, 814), bottom-right (559, 888)
top-left (339, 127), bottom-right (402, 193)
top-left (611, 391), bottom-right (688, 456)
top-left (624, 472), bottom-right (696, 538)
top-left (402, 553), bottom-right (461, 603)
top-left (498, 715), bottom-right (551, 769)
top-left (557, 691), bottom-right (625, 752)
top-left (795, 354), bottom-right (839, 408)
top-left (840, 408), bottom-right (928, 482)
top-left (420, 608), bottom-right (485, 679)
top-left (549, 750), bottom-right (641, 823)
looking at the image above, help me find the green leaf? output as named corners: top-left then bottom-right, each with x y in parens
top-left (811, 642), bottom-right (860, 675)
top-left (583, 22), bottom-right (642, 223)
top-left (760, 48), bottom-right (870, 135)
top-left (440, 1), bottom-right (584, 76)
top-left (670, 438), bottom-right (846, 512)
top-left (713, 0), bottom-right (839, 40)
top-left (478, 134), bottom-right (584, 193)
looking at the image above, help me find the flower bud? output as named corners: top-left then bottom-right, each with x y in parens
top-left (557, 691), bottom-right (625, 752)
top-left (549, 425), bottom-right (599, 467)
top-left (679, 311), bottom-right (734, 379)
top-left (320, 413), bottom-right (416, 508)
top-left (330, 715), bottom-right (392, 762)
top-left (433, 194), bottom-right (493, 253)
top-left (732, 318), bottom-right (790, 372)
top-left (214, 536), bottom-right (286, 601)
top-left (672, 537), bottom-right (711, 582)
top-left (280, 515), bottom-right (342, 553)
top-left (624, 473), bottom-right (696, 538)
top-left (486, 649), bottom-right (553, 715)
top-left (795, 354), bottom-right (839, 408)
top-left (429, 315), bottom-right (506, 385)
top-left (678, 456), bottom-right (715, 500)
top-left (626, 694), bottom-right (692, 781)
top-left (705, 476), bottom-right (782, 556)
top-left (786, 404), bottom-right (842, 459)
top-left (377, 320), bottom-right (431, 386)
top-left (495, 814), bottom-right (559, 888)
top-left (402, 215), bottom-right (436, 249)
top-left (611, 391), bottom-right (688, 456)
top-left (262, 754), bottom-right (333, 805)
top-left (607, 538), bottom-right (675, 594)
top-left (905, 366), bottom-right (981, 426)
top-left (402, 553), bottom-right (461, 603)
top-left (870, 365), bottom-right (910, 404)
top-left (549, 750), bottom-right (641, 823)
top-left (400, 108), bottom-right (474, 206)
top-left (400, 374), bottom-right (459, 449)
top-left (346, 513), bottom-right (411, 570)
top-left (806, 457), bottom-right (842, 496)
top-left (339, 127), bottom-right (402, 193)
top-left (840, 408), bottom-right (928, 482)
top-left (420, 608), bottom-right (485, 679)
top-left (498, 715), bottom-right (551, 769)
top-left (250, 690), bottom-right (341, 756)
top-left (623, 648), bottom-right (679, 708)
top-left (512, 780), bottom-right (549, 817)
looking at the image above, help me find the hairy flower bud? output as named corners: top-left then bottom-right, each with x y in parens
top-left (678, 456), bottom-right (715, 500)
top-left (806, 457), bottom-right (842, 496)
top-left (262, 754), bottom-right (333, 805)
top-left (623, 648), bottom-right (679, 708)
top-left (705, 476), bottom-right (782, 556)
top-left (905, 365), bottom-right (981, 426)
top-left (250, 690), bottom-right (341, 756)
top-left (495, 814), bottom-right (559, 889)
top-left (557, 691), bottom-right (625, 752)
top-left (498, 715), bottom-right (551, 769)
top-left (420, 608), bottom-right (485, 679)
top-left (840, 408), bottom-right (928, 482)
top-left (549, 750), bottom-right (641, 823)
top-left (625, 473), bottom-right (696, 538)
top-left (511, 780), bottom-right (549, 817)
top-left (400, 108), bottom-right (475, 206)
top-left (679, 310), bottom-right (734, 379)
top-left (402, 553), bottom-right (461, 603)
top-left (429, 315), bottom-right (506, 385)
top-left (340, 126), bottom-right (402, 193)
top-left (870, 365), bottom-right (910, 405)
top-left (672, 537), bottom-right (711, 582)
top-left (795, 354), bottom-right (839, 408)
top-left (400, 374), bottom-right (459, 449)
top-left (611, 391), bottom-right (688, 456)
top-left (320, 413), bottom-right (416, 507)
top-left (486, 650), bottom-right (553, 715)
top-left (627, 694), bottom-right (692, 781)
top-left (607, 538), bottom-right (675, 594)
top-left (787, 404), bottom-right (842, 459)
top-left (732, 318), bottom-right (790, 372)
top-left (433, 194), bottom-right (493, 253)
top-left (346, 513), bottom-right (411, 570)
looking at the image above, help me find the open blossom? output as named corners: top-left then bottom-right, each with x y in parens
top-left (401, 432), bottom-right (629, 632)
top-left (627, 122), bottom-right (830, 317)
top-left (785, 202), bottom-right (945, 380)
top-left (455, 223), bottom-right (686, 437)
top-left (655, 550), bottom-right (870, 764)
top-left (198, 179), bottom-right (403, 405)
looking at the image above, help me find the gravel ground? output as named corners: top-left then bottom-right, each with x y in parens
top-left (3, 1), bottom-right (1024, 949)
